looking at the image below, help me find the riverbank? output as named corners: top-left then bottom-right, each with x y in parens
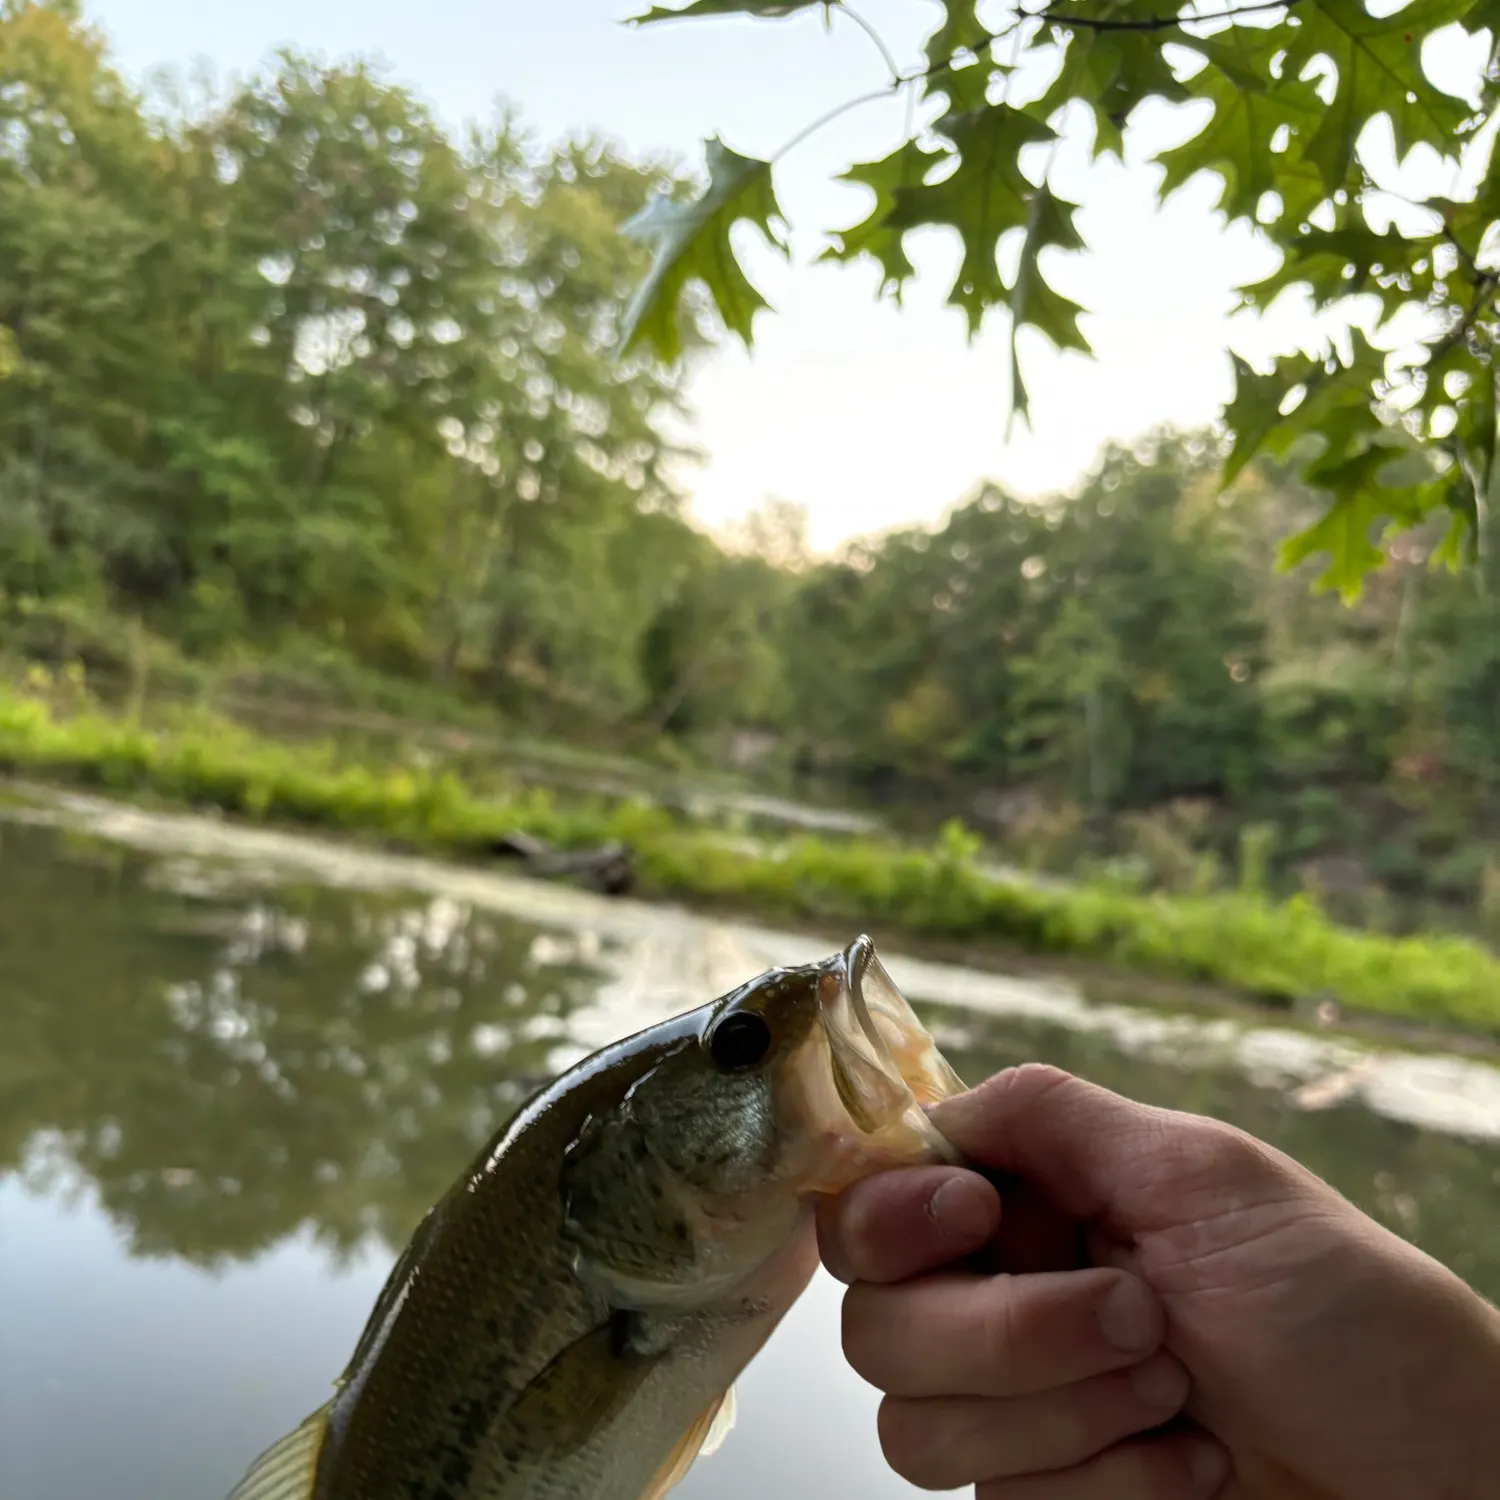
top-left (10, 780), bottom-right (1500, 1150)
top-left (6, 687), bottom-right (1500, 1039)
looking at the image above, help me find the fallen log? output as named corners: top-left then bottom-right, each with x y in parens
top-left (484, 830), bottom-right (634, 896)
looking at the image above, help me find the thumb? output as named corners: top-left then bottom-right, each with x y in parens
top-left (928, 1063), bottom-right (1299, 1236)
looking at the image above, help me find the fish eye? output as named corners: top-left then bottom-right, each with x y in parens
top-left (708, 1011), bottom-right (772, 1072)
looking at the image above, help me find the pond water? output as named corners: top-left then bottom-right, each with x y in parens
top-left (4, 794), bottom-right (1500, 1500)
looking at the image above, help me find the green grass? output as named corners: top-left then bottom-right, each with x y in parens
top-left (6, 685), bottom-right (1500, 1037)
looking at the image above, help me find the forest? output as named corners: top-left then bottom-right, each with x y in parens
top-left (4, 0), bottom-right (1500, 949)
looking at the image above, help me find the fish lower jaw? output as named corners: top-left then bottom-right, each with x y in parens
top-left (799, 1117), bottom-right (960, 1196)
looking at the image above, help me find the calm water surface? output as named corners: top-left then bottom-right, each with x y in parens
top-left (3, 813), bottom-right (1500, 1500)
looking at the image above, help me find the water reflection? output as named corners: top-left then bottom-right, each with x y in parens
top-left (4, 814), bottom-right (1500, 1500)
top-left (0, 1180), bottom-right (394, 1500)
top-left (0, 819), bottom-right (602, 1266)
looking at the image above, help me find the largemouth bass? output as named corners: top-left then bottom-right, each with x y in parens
top-left (224, 934), bottom-right (967, 1500)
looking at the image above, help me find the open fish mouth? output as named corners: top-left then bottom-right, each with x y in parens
top-left (842, 935), bottom-right (968, 1108)
top-left (803, 935), bottom-right (966, 1175)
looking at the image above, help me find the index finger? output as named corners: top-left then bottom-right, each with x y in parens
top-left (818, 1165), bottom-right (1000, 1284)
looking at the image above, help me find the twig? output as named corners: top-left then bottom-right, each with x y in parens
top-left (834, 1), bottom-right (903, 84)
top-left (771, 84), bottom-right (908, 162)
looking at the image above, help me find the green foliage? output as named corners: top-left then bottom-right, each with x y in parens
top-left (774, 435), bottom-right (1265, 804)
top-left (884, 101), bottom-right (1056, 337)
top-left (1237, 822), bottom-right (1278, 895)
top-left (621, 0), bottom-right (1500, 592)
top-left (619, 137), bottom-right (788, 359)
top-left (0, 4), bottom-right (730, 728)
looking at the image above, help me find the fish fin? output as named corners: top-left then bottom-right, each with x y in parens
top-left (699, 1382), bottom-right (738, 1456)
top-left (637, 1385), bottom-right (737, 1500)
top-left (224, 1403), bottom-right (330, 1500)
top-left (504, 1321), bottom-right (665, 1458)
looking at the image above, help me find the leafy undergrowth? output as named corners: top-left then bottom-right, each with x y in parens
top-left (5, 689), bottom-right (1500, 1038)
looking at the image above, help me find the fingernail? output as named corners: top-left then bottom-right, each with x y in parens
top-left (1128, 1351), bottom-right (1188, 1409)
top-left (928, 1175), bottom-right (996, 1244)
top-left (1188, 1438), bottom-right (1230, 1493)
top-left (1097, 1276), bottom-right (1157, 1353)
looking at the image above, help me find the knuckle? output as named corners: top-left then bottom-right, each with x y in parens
top-left (1049, 1388), bottom-right (1100, 1458)
top-left (986, 1061), bottom-right (1073, 1111)
top-left (1116, 1436), bottom-right (1204, 1499)
top-left (1178, 1118), bottom-right (1276, 1191)
top-left (975, 1277), bottom-right (1023, 1391)
top-left (1143, 1112), bottom-right (1284, 1214)
top-left (840, 1285), bottom-right (896, 1387)
top-left (1008, 1061), bottom-right (1073, 1092)
top-left (876, 1397), bottom-right (949, 1489)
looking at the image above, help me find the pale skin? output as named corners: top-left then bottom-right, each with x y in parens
top-left (816, 1063), bottom-right (1500, 1500)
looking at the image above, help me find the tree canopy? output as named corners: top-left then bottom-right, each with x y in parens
top-left (0, 1), bottom-right (798, 726)
top-left (620, 0), bottom-right (1500, 595)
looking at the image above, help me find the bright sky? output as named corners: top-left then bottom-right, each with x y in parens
top-left (86, 0), bottom-right (1486, 551)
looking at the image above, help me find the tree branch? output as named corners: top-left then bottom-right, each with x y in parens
top-left (1024, 0), bottom-right (1301, 32)
top-left (772, 84), bottom-right (905, 162)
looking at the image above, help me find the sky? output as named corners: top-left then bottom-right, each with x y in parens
top-left (84, 0), bottom-right (1485, 551)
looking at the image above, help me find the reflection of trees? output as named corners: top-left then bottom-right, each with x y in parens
top-left (0, 822), bottom-right (600, 1266)
top-left (925, 1005), bottom-right (1500, 1304)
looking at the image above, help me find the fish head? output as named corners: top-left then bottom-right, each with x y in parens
top-left (560, 935), bottom-right (966, 1313)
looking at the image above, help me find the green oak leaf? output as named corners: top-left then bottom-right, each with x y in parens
top-left (619, 137), bottom-right (787, 362)
top-left (630, 1), bottom-right (825, 21)
top-left (1282, 0), bottom-right (1475, 193)
top-left (1035, 30), bottom-right (1192, 159)
top-left (1222, 329), bottom-right (1390, 489)
top-left (1239, 223), bottom-right (1430, 321)
top-left (1291, 330), bottom-right (1397, 434)
top-left (925, 0), bottom-right (993, 68)
top-left (1278, 485), bottom-right (1393, 599)
top-left (1264, 339), bottom-right (1446, 597)
top-left (819, 140), bottom-right (941, 298)
top-left (886, 103), bottom-right (1055, 335)
top-left (1280, 439), bottom-right (1440, 598)
top-left (1420, 337), bottom-right (1479, 421)
top-left (925, 53), bottom-right (1001, 117)
top-left (1010, 184), bottom-right (1088, 415)
top-left (1222, 355), bottom-right (1305, 486)
top-left (1157, 38), bottom-right (1323, 223)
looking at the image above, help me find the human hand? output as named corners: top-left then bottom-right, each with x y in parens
top-left (818, 1063), bottom-right (1500, 1499)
